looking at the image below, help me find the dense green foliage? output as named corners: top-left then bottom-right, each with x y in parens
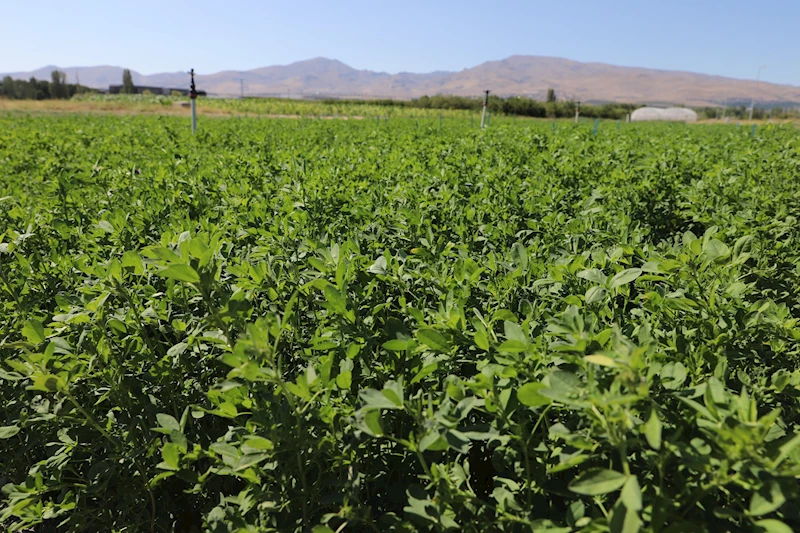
top-left (1, 71), bottom-right (96, 100)
top-left (1, 115), bottom-right (800, 533)
top-left (67, 93), bottom-right (636, 120)
top-left (694, 105), bottom-right (800, 121)
top-left (327, 94), bottom-right (637, 120)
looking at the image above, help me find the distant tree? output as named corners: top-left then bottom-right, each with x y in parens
top-left (122, 69), bottom-right (135, 94)
top-left (546, 88), bottom-right (557, 103)
top-left (50, 70), bottom-right (68, 99)
top-left (1, 76), bottom-right (14, 98)
top-left (415, 95), bottom-right (432, 108)
top-left (34, 79), bottom-right (51, 100)
top-left (21, 77), bottom-right (37, 99)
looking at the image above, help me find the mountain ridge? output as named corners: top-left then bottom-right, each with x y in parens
top-left (3, 56), bottom-right (799, 107)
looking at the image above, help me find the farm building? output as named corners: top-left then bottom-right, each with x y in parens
top-left (631, 107), bottom-right (698, 122)
top-left (108, 85), bottom-right (206, 97)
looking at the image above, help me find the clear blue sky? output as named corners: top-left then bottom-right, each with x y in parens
top-left (3, 0), bottom-right (798, 85)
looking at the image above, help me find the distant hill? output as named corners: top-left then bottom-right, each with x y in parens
top-left (4, 56), bottom-right (800, 107)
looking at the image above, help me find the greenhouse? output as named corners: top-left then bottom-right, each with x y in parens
top-left (631, 107), bottom-right (698, 122)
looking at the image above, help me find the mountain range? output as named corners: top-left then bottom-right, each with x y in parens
top-left (4, 56), bottom-right (800, 107)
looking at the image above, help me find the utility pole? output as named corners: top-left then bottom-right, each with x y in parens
top-left (575, 101), bottom-right (581, 124)
top-left (189, 68), bottom-right (197, 135)
top-left (480, 90), bottom-right (489, 128)
top-left (748, 65), bottom-right (767, 121)
top-left (240, 78), bottom-right (244, 99)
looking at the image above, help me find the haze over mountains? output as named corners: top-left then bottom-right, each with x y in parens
top-left (4, 56), bottom-right (800, 107)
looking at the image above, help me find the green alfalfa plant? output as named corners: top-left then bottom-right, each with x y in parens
top-left (2, 115), bottom-right (800, 532)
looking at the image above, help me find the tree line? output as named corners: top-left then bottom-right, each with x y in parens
top-left (325, 90), bottom-right (639, 120)
top-left (325, 91), bottom-right (800, 121)
top-left (694, 104), bottom-right (800, 120)
top-left (1, 70), bottom-right (97, 100)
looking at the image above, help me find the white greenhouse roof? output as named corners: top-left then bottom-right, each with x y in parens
top-left (631, 107), bottom-right (698, 122)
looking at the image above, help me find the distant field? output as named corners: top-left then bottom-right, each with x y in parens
top-left (2, 115), bottom-right (800, 532)
top-left (3, 95), bottom-right (796, 127)
top-left (1, 94), bottom-right (479, 119)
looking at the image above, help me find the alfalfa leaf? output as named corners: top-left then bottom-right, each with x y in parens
top-left (609, 268), bottom-right (642, 289)
top-left (158, 264), bottom-right (200, 284)
top-left (569, 469), bottom-right (627, 495)
top-left (416, 328), bottom-right (451, 352)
